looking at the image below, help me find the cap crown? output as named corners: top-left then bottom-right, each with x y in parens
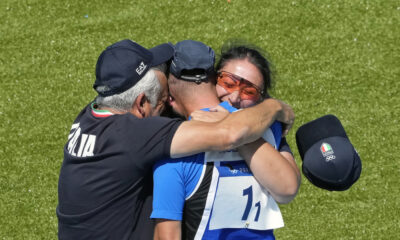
top-left (170, 40), bottom-right (215, 83)
top-left (93, 39), bottom-right (174, 97)
top-left (296, 115), bottom-right (362, 191)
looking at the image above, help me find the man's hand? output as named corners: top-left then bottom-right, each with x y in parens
top-left (190, 105), bottom-right (229, 123)
top-left (275, 100), bottom-right (295, 137)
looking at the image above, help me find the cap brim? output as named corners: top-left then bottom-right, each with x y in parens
top-left (149, 43), bottom-right (174, 67)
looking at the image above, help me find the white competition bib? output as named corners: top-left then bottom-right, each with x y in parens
top-left (209, 175), bottom-right (284, 230)
top-left (204, 127), bottom-right (283, 231)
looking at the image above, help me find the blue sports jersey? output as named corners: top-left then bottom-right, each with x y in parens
top-left (152, 102), bottom-right (286, 240)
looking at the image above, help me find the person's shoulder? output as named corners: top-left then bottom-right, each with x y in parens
top-left (128, 114), bottom-right (181, 122)
top-left (154, 153), bottom-right (204, 184)
top-left (117, 114), bottom-right (182, 128)
top-left (71, 102), bottom-right (94, 121)
top-left (155, 153), bottom-right (204, 168)
top-left (181, 152), bottom-right (205, 163)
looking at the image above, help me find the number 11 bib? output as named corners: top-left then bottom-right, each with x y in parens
top-left (208, 161), bottom-right (284, 231)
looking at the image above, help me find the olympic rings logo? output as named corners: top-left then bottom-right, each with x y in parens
top-left (325, 155), bottom-right (336, 161)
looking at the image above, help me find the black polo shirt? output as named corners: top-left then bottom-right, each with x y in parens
top-left (57, 103), bottom-right (182, 240)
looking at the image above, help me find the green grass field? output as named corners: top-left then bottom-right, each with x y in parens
top-left (1, 0), bottom-right (399, 239)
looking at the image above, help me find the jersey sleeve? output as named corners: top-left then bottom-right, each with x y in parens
top-left (120, 115), bottom-right (182, 169)
top-left (151, 155), bottom-right (205, 221)
top-left (279, 137), bottom-right (293, 155)
top-left (268, 121), bottom-right (293, 155)
top-left (151, 158), bottom-right (186, 220)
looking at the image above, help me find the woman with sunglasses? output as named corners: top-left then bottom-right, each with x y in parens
top-left (215, 43), bottom-right (301, 200)
top-left (199, 44), bottom-right (301, 239)
top-left (216, 44), bottom-right (271, 109)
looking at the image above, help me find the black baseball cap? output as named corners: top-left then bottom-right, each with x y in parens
top-left (170, 40), bottom-right (215, 84)
top-left (296, 115), bottom-right (362, 191)
top-left (94, 39), bottom-right (174, 97)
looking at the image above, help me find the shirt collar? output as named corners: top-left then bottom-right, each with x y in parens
top-left (91, 102), bottom-right (114, 118)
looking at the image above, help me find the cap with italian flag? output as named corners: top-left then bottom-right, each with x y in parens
top-left (295, 115), bottom-right (362, 191)
top-left (320, 143), bottom-right (332, 154)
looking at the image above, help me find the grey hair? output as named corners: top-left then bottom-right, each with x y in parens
top-left (152, 63), bottom-right (168, 74)
top-left (96, 69), bottom-right (161, 111)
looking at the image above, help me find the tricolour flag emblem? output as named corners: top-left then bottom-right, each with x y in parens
top-left (321, 143), bottom-right (332, 153)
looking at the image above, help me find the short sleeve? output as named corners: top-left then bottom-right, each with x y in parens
top-left (151, 158), bottom-right (186, 220)
top-left (120, 115), bottom-right (182, 169)
top-left (151, 155), bottom-right (205, 221)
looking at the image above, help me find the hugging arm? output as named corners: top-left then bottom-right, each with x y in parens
top-left (170, 98), bottom-right (294, 158)
top-left (188, 100), bottom-right (300, 203)
top-left (238, 140), bottom-right (301, 204)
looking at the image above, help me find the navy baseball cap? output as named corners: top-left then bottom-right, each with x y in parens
top-left (296, 115), bottom-right (362, 191)
top-left (94, 39), bottom-right (174, 97)
top-left (170, 40), bottom-right (215, 83)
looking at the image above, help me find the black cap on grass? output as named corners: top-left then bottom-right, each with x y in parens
top-left (296, 115), bottom-right (362, 191)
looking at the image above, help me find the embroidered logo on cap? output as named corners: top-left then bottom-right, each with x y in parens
top-left (321, 142), bottom-right (336, 162)
top-left (136, 61), bottom-right (147, 75)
